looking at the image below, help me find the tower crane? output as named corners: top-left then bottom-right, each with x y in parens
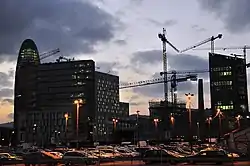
top-left (40, 48), bottom-right (60, 61)
top-left (160, 69), bottom-right (209, 112)
top-left (56, 56), bottom-right (74, 62)
top-left (158, 28), bottom-right (180, 104)
top-left (191, 45), bottom-right (250, 66)
top-left (180, 34), bottom-right (222, 54)
top-left (119, 74), bottom-right (197, 89)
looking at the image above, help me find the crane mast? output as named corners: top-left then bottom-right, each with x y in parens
top-left (159, 28), bottom-right (168, 103)
top-left (158, 28), bottom-right (180, 103)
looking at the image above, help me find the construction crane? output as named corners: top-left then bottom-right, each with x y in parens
top-left (160, 70), bottom-right (208, 112)
top-left (191, 45), bottom-right (250, 60)
top-left (40, 48), bottom-right (60, 61)
top-left (158, 28), bottom-right (180, 103)
top-left (191, 45), bottom-right (250, 69)
top-left (56, 56), bottom-right (74, 62)
top-left (160, 69), bottom-right (209, 76)
top-left (119, 74), bottom-right (197, 89)
top-left (180, 34), bottom-right (222, 54)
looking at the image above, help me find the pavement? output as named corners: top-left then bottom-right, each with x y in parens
top-left (98, 161), bottom-right (250, 166)
top-left (5, 161), bottom-right (250, 166)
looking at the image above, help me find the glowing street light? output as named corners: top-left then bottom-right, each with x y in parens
top-left (73, 99), bottom-right (85, 149)
top-left (112, 118), bottom-right (118, 129)
top-left (170, 115), bottom-right (175, 125)
top-left (215, 108), bottom-right (223, 142)
top-left (236, 115), bottom-right (242, 128)
top-left (206, 117), bottom-right (212, 144)
top-left (185, 93), bottom-right (194, 152)
top-left (153, 118), bottom-right (159, 128)
top-left (64, 113), bottom-right (69, 145)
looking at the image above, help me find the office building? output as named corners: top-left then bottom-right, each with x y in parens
top-left (14, 39), bottom-right (40, 144)
top-left (25, 60), bottom-right (96, 145)
top-left (95, 71), bottom-right (120, 142)
top-left (14, 39), bottom-right (127, 145)
top-left (209, 53), bottom-right (249, 117)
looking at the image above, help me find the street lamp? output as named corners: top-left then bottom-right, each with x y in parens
top-left (215, 108), bottom-right (223, 142)
top-left (112, 118), bottom-right (118, 130)
top-left (185, 93), bottom-right (194, 152)
top-left (236, 115), bottom-right (242, 128)
top-left (197, 122), bottom-right (200, 140)
top-left (206, 117), bottom-right (212, 144)
top-left (9, 131), bottom-right (14, 147)
top-left (64, 113), bottom-right (69, 145)
top-left (136, 110), bottom-right (140, 146)
top-left (33, 124), bottom-right (37, 145)
top-left (170, 114), bottom-right (175, 137)
top-left (73, 99), bottom-right (84, 149)
top-left (153, 118), bottom-right (159, 129)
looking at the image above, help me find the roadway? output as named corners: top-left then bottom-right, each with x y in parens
top-left (6, 161), bottom-right (250, 166)
top-left (99, 161), bottom-right (250, 166)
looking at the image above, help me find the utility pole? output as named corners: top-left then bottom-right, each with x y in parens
top-left (136, 110), bottom-right (140, 146)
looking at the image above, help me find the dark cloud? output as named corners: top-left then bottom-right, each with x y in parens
top-left (114, 39), bottom-right (127, 46)
top-left (197, 0), bottom-right (250, 33)
top-left (7, 113), bottom-right (14, 120)
top-left (147, 19), bottom-right (177, 27)
top-left (131, 49), bottom-right (209, 71)
top-left (0, 0), bottom-right (121, 62)
top-left (0, 88), bottom-right (13, 98)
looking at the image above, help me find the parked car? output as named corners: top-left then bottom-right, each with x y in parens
top-left (186, 149), bottom-right (230, 165)
top-left (143, 149), bottom-right (178, 165)
top-left (63, 151), bottom-right (97, 165)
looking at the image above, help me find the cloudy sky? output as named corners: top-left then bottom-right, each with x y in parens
top-left (1, 0), bottom-right (250, 123)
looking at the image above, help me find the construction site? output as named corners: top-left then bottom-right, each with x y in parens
top-left (11, 26), bottom-right (250, 150)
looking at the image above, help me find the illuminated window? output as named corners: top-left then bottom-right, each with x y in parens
top-left (217, 105), bottom-right (234, 110)
top-left (219, 72), bottom-right (232, 76)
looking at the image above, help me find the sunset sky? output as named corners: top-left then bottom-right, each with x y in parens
top-left (1, 0), bottom-right (250, 123)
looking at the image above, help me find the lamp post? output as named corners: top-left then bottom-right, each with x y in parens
top-left (170, 114), bottom-right (175, 138)
top-left (64, 113), bottom-right (69, 146)
top-left (236, 115), bottom-right (242, 128)
top-left (206, 117), bottom-right (212, 144)
top-left (112, 118), bottom-right (118, 130)
top-left (185, 93), bottom-right (194, 152)
top-left (33, 124), bottom-right (37, 145)
top-left (112, 118), bottom-right (118, 143)
top-left (153, 118), bottom-right (159, 142)
top-left (74, 99), bottom-right (84, 149)
top-left (9, 131), bottom-right (14, 147)
top-left (136, 110), bottom-right (140, 146)
top-left (215, 108), bottom-right (223, 142)
top-left (197, 122), bottom-right (200, 140)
